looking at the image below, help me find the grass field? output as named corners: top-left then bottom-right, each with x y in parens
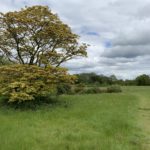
top-left (0, 86), bottom-right (149, 150)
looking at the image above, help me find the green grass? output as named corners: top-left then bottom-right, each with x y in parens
top-left (129, 86), bottom-right (150, 149)
top-left (0, 86), bottom-right (149, 150)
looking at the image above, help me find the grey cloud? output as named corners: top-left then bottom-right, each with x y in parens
top-left (102, 17), bottom-right (150, 59)
top-left (136, 3), bottom-right (150, 19)
top-left (1, 0), bottom-right (150, 79)
top-left (102, 45), bottom-right (150, 58)
top-left (112, 25), bottom-right (150, 46)
top-left (66, 55), bottom-right (150, 79)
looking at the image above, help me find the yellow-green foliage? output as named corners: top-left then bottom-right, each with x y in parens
top-left (0, 6), bottom-right (87, 67)
top-left (0, 64), bottom-right (76, 103)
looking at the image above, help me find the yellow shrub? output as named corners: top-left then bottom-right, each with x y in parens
top-left (0, 65), bottom-right (76, 103)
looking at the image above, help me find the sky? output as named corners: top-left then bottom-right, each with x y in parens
top-left (1, 0), bottom-right (150, 79)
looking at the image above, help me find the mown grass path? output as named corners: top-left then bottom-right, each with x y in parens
top-left (124, 86), bottom-right (150, 150)
top-left (137, 89), bottom-right (150, 149)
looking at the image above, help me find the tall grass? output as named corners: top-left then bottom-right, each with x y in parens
top-left (0, 87), bottom-right (144, 150)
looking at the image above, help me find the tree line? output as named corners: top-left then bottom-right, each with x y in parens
top-left (75, 73), bottom-right (150, 86)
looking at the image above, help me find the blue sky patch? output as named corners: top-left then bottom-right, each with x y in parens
top-left (104, 40), bottom-right (112, 48)
top-left (86, 32), bottom-right (99, 36)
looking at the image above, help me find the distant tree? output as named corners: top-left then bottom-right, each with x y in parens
top-left (98, 75), bottom-right (110, 85)
top-left (124, 79), bottom-right (136, 86)
top-left (110, 75), bottom-right (117, 82)
top-left (135, 74), bottom-right (150, 86)
top-left (89, 73), bottom-right (99, 84)
top-left (116, 79), bottom-right (124, 85)
top-left (76, 73), bottom-right (121, 86)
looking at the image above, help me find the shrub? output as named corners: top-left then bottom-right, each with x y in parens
top-left (74, 86), bottom-right (85, 94)
top-left (0, 65), bottom-right (76, 104)
top-left (57, 84), bottom-right (72, 95)
top-left (72, 86), bottom-right (103, 94)
top-left (72, 85), bottom-right (122, 95)
top-left (107, 85), bottom-right (122, 93)
top-left (0, 94), bottom-right (60, 110)
top-left (84, 87), bottom-right (102, 94)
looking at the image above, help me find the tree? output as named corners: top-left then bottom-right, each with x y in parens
top-left (0, 6), bottom-right (87, 104)
top-left (0, 6), bottom-right (87, 66)
top-left (110, 75), bottom-right (117, 82)
top-left (135, 74), bottom-right (150, 86)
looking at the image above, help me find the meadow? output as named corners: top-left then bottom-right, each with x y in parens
top-left (0, 86), bottom-right (149, 150)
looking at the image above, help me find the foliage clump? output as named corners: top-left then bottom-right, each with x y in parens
top-left (107, 85), bottom-right (122, 93)
top-left (57, 83), bottom-right (73, 95)
top-left (0, 65), bottom-right (76, 103)
top-left (135, 74), bottom-right (150, 86)
top-left (62, 85), bottom-right (122, 95)
top-left (84, 87), bottom-right (103, 94)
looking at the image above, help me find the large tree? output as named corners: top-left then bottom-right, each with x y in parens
top-left (0, 5), bottom-right (87, 66)
top-left (0, 6), bottom-right (87, 104)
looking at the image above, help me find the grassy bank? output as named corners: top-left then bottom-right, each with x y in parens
top-left (0, 86), bottom-right (148, 150)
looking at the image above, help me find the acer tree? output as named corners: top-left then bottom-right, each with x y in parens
top-left (0, 65), bottom-right (75, 102)
top-left (0, 5), bottom-right (87, 66)
top-left (0, 6), bottom-right (87, 104)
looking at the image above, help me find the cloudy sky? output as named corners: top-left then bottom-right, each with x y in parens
top-left (1, 0), bottom-right (150, 79)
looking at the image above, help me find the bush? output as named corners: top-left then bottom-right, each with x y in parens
top-left (0, 65), bottom-right (76, 104)
top-left (107, 85), bottom-right (122, 93)
top-left (84, 87), bottom-right (102, 94)
top-left (73, 86), bottom-right (105, 94)
top-left (74, 85), bottom-right (85, 94)
top-left (72, 85), bottom-right (122, 95)
top-left (0, 94), bottom-right (59, 110)
top-left (57, 84), bottom-right (72, 95)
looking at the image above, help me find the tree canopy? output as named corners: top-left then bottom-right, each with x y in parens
top-left (0, 5), bottom-right (87, 66)
top-left (135, 74), bottom-right (150, 86)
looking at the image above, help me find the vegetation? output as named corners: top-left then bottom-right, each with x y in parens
top-left (135, 74), bottom-right (150, 86)
top-left (0, 6), bottom-right (88, 104)
top-left (76, 73), bottom-right (117, 85)
top-left (0, 86), bottom-right (149, 150)
top-left (107, 85), bottom-right (122, 93)
top-left (56, 83), bottom-right (122, 95)
top-left (73, 85), bottom-right (122, 94)
top-left (0, 64), bottom-right (75, 103)
top-left (76, 73), bottom-right (150, 86)
top-left (0, 56), bottom-right (12, 65)
top-left (2, 83), bottom-right (148, 148)
top-left (57, 83), bottom-right (73, 95)
top-left (0, 5), bottom-right (149, 150)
